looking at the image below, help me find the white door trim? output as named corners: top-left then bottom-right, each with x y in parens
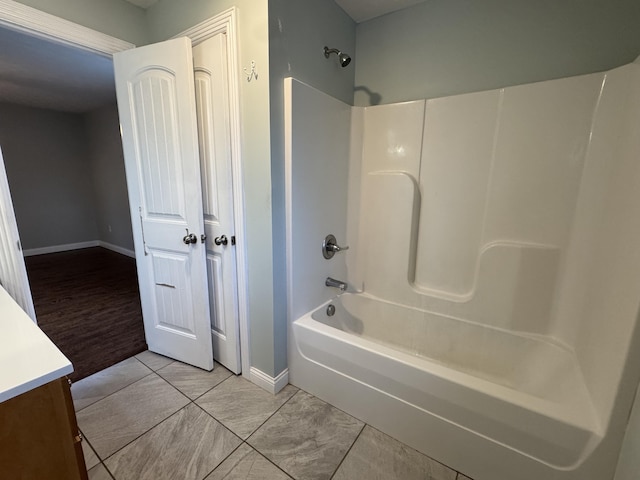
top-left (0, 0), bottom-right (134, 56)
top-left (176, 8), bottom-right (251, 377)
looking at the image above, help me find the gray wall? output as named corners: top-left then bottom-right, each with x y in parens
top-left (269, 0), bottom-right (356, 373)
top-left (84, 104), bottom-right (133, 252)
top-left (354, 0), bottom-right (640, 106)
top-left (0, 103), bottom-right (98, 250)
top-left (14, 0), bottom-right (149, 46)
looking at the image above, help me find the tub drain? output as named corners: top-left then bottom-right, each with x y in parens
top-left (326, 304), bottom-right (336, 316)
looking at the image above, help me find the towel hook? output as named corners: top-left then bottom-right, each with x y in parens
top-left (244, 61), bottom-right (258, 82)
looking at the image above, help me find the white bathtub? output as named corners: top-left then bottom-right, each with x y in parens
top-left (289, 293), bottom-right (603, 480)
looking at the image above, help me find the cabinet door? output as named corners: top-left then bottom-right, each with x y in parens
top-left (0, 378), bottom-right (87, 480)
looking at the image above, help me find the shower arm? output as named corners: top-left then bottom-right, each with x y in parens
top-left (324, 47), bottom-right (340, 57)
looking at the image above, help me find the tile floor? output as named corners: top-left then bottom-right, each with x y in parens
top-left (72, 351), bottom-right (474, 480)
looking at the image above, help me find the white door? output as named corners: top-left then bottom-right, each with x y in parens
top-left (114, 37), bottom-right (213, 370)
top-left (193, 34), bottom-right (242, 374)
top-left (0, 147), bottom-right (36, 321)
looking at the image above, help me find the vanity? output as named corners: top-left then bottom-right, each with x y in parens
top-left (0, 286), bottom-right (88, 480)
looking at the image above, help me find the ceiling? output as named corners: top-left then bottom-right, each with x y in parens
top-left (123, 0), bottom-right (159, 8)
top-left (0, 26), bottom-right (115, 113)
top-left (0, 0), bottom-right (423, 114)
top-left (334, 0), bottom-right (426, 23)
top-left (120, 0), bottom-right (427, 22)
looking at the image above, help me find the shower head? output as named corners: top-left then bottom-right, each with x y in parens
top-left (324, 46), bottom-right (351, 67)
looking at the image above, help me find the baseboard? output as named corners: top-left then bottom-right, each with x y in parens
top-left (23, 241), bottom-right (135, 258)
top-left (249, 367), bottom-right (289, 394)
top-left (23, 241), bottom-right (99, 257)
top-left (98, 241), bottom-right (135, 258)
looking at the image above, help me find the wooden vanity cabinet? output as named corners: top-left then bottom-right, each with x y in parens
top-left (0, 377), bottom-right (88, 480)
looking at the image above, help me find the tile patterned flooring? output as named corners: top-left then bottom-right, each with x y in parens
top-left (72, 352), bottom-right (474, 480)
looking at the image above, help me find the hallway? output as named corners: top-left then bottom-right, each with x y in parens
top-left (27, 247), bottom-right (145, 381)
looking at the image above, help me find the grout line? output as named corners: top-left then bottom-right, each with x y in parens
top-left (153, 369), bottom-right (196, 404)
top-left (102, 461), bottom-right (117, 480)
top-left (200, 441), bottom-right (247, 480)
top-left (251, 443), bottom-right (296, 479)
top-left (244, 386), bottom-right (300, 444)
top-left (293, 386), bottom-right (363, 426)
top-left (191, 400), bottom-right (245, 445)
top-left (134, 353), bottom-right (174, 372)
top-left (98, 396), bottom-right (192, 464)
top-left (74, 369), bottom-right (155, 413)
top-left (87, 461), bottom-right (115, 480)
top-left (89, 373), bottom-right (190, 462)
top-left (73, 356), bottom-right (155, 412)
top-left (193, 377), bottom-right (298, 443)
top-left (189, 370), bottom-right (236, 402)
top-left (328, 423), bottom-right (366, 480)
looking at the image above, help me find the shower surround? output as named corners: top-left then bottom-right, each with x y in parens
top-left (285, 57), bottom-right (640, 480)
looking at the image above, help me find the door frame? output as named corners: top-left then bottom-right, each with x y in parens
top-left (0, 0), bottom-right (134, 55)
top-left (0, 1), bottom-right (251, 376)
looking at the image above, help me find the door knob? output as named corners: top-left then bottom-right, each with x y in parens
top-left (183, 232), bottom-right (197, 244)
top-left (214, 235), bottom-right (228, 246)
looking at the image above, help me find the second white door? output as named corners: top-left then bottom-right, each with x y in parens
top-left (193, 33), bottom-right (241, 374)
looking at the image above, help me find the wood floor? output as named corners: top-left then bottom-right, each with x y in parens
top-left (25, 247), bottom-right (147, 381)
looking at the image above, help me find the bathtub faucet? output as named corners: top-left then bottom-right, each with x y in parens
top-left (325, 277), bottom-right (347, 292)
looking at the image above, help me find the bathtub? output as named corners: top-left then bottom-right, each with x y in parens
top-left (289, 293), bottom-right (603, 480)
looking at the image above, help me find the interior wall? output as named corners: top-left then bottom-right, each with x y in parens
top-left (354, 0), bottom-right (640, 106)
top-left (269, 0), bottom-right (356, 374)
top-left (12, 0), bottom-right (150, 46)
top-left (0, 102), bottom-right (98, 251)
top-left (84, 103), bottom-right (133, 253)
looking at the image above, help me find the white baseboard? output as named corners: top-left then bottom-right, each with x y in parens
top-left (249, 367), bottom-right (289, 394)
top-left (23, 241), bottom-right (99, 257)
top-left (23, 241), bottom-right (135, 258)
top-left (98, 241), bottom-right (135, 258)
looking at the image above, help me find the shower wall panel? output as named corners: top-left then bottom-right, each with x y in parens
top-left (354, 70), bottom-right (609, 336)
top-left (563, 63), bottom-right (640, 425)
top-left (484, 73), bottom-right (602, 248)
top-left (416, 90), bottom-right (500, 297)
top-left (285, 78), bottom-right (351, 320)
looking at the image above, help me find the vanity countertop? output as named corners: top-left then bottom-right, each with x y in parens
top-left (0, 286), bottom-right (72, 403)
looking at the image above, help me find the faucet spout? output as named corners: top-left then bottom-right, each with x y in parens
top-left (325, 277), bottom-right (347, 292)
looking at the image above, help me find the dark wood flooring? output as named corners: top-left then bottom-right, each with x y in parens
top-left (25, 247), bottom-right (147, 382)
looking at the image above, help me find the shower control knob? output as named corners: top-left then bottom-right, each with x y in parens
top-left (322, 234), bottom-right (349, 259)
top-left (214, 235), bottom-right (228, 246)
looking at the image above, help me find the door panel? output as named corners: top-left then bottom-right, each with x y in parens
top-left (194, 33), bottom-right (241, 373)
top-left (151, 250), bottom-right (196, 336)
top-left (114, 37), bottom-right (213, 370)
